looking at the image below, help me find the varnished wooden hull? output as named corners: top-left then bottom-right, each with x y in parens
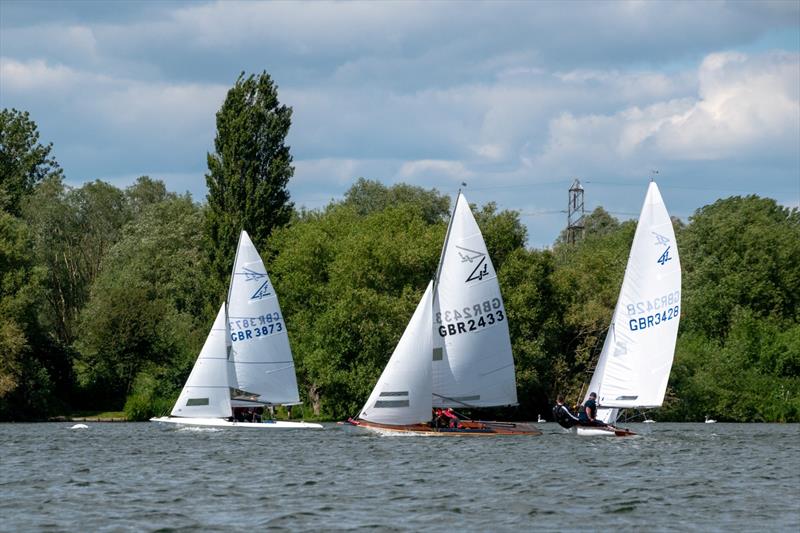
top-left (345, 418), bottom-right (541, 436)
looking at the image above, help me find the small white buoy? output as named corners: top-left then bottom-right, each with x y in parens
top-left (70, 423), bottom-right (89, 429)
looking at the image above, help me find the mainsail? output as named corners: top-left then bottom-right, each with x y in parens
top-left (358, 282), bottom-right (434, 426)
top-left (227, 231), bottom-right (301, 406)
top-left (432, 193), bottom-right (518, 408)
top-left (584, 181), bottom-right (681, 423)
top-left (170, 303), bottom-right (232, 418)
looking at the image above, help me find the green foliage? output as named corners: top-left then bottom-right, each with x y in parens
top-left (23, 177), bottom-right (132, 345)
top-left (268, 199), bottom-right (444, 418)
top-left (343, 178), bottom-right (450, 224)
top-left (473, 201), bottom-right (527, 271)
top-left (75, 196), bottom-right (207, 408)
top-left (204, 71), bottom-right (295, 301)
top-left (550, 217), bottom-right (636, 404)
top-left (0, 211), bottom-right (64, 419)
top-left (499, 247), bottom-right (565, 417)
top-left (662, 310), bottom-right (800, 422)
top-left (124, 369), bottom-right (175, 421)
top-left (680, 196), bottom-right (800, 337)
top-left (0, 111), bottom-right (796, 424)
top-left (0, 108), bottom-right (63, 215)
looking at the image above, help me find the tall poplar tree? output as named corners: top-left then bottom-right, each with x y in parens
top-left (204, 71), bottom-right (294, 298)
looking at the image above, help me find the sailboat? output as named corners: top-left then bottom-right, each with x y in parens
top-left (575, 181), bottom-right (681, 437)
top-left (151, 231), bottom-right (322, 429)
top-left (347, 192), bottom-right (540, 436)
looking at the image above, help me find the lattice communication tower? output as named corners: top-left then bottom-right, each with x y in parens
top-left (566, 179), bottom-right (585, 244)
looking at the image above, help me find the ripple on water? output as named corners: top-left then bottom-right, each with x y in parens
top-left (0, 422), bottom-right (798, 531)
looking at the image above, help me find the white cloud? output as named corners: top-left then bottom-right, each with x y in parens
top-left (535, 51), bottom-right (800, 174)
top-left (397, 159), bottom-right (473, 184)
top-left (0, 58), bottom-right (83, 91)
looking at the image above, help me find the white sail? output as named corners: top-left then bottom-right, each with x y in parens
top-left (170, 303), bottom-right (232, 418)
top-left (227, 230), bottom-right (300, 406)
top-left (585, 181), bottom-right (681, 423)
top-left (359, 282), bottom-right (434, 426)
top-left (432, 193), bottom-right (518, 408)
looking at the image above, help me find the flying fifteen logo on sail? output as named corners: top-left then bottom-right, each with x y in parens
top-left (250, 280), bottom-right (272, 300)
top-left (455, 246), bottom-right (490, 283)
top-left (242, 267), bottom-right (267, 282)
top-left (652, 232), bottom-right (672, 266)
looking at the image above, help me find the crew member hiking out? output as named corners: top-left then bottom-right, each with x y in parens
top-left (553, 394), bottom-right (580, 429)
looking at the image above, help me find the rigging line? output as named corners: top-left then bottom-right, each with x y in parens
top-left (432, 392), bottom-right (478, 411)
top-left (466, 179), bottom-right (573, 191)
top-left (585, 180), bottom-right (796, 195)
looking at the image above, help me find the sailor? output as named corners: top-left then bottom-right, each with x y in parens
top-left (443, 408), bottom-right (460, 429)
top-left (552, 395), bottom-right (580, 429)
top-left (578, 392), bottom-right (607, 427)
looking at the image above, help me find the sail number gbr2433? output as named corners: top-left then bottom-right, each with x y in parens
top-left (437, 298), bottom-right (505, 337)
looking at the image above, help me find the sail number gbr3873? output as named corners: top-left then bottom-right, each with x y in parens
top-left (229, 312), bottom-right (284, 341)
top-left (437, 298), bottom-right (505, 337)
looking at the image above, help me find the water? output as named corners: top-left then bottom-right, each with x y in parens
top-left (1, 422), bottom-right (798, 532)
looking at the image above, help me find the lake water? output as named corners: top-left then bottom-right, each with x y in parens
top-left (1, 422), bottom-right (798, 532)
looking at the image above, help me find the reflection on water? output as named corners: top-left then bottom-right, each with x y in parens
top-left (0, 423), bottom-right (798, 531)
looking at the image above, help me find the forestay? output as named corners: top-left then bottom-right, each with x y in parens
top-left (227, 231), bottom-right (300, 406)
top-left (585, 182), bottom-right (681, 422)
top-left (171, 303), bottom-right (232, 418)
top-left (432, 193), bottom-right (518, 408)
top-left (359, 282), bottom-right (434, 425)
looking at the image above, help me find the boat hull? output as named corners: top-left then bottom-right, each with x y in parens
top-left (345, 418), bottom-right (541, 436)
top-left (576, 425), bottom-right (636, 437)
top-left (150, 416), bottom-right (323, 429)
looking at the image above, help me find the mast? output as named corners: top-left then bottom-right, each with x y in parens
top-left (433, 188), bottom-right (462, 293)
top-left (227, 230), bottom-right (245, 308)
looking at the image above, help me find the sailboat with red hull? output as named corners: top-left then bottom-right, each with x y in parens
top-left (347, 192), bottom-right (539, 436)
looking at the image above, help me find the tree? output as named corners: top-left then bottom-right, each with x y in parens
top-left (680, 196), bottom-right (800, 338)
top-left (0, 109), bottom-right (63, 215)
top-left (23, 178), bottom-right (131, 346)
top-left (0, 211), bottom-right (64, 420)
top-left (343, 178), bottom-right (450, 224)
top-left (204, 71), bottom-right (295, 300)
top-left (75, 196), bottom-right (207, 411)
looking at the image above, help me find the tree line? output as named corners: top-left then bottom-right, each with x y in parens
top-left (1, 72), bottom-right (798, 423)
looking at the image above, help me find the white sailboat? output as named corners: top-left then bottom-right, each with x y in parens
top-left (576, 181), bottom-right (681, 437)
top-left (151, 231), bottom-right (322, 429)
top-left (348, 192), bottom-right (539, 436)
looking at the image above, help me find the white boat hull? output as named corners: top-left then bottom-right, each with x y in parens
top-left (150, 416), bottom-right (322, 429)
top-left (576, 425), bottom-right (636, 437)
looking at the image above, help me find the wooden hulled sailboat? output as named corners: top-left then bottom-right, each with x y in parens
top-left (347, 192), bottom-right (540, 436)
top-left (151, 231), bottom-right (322, 430)
top-left (574, 181), bottom-right (681, 437)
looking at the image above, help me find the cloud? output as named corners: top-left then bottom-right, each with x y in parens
top-left (0, 58), bottom-right (83, 91)
top-left (535, 50), bottom-right (800, 174)
top-left (1, 1), bottom-right (797, 247)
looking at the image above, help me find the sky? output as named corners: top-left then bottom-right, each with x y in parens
top-left (1, 0), bottom-right (798, 248)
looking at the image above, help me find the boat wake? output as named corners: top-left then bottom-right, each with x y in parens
top-left (176, 426), bottom-right (224, 433)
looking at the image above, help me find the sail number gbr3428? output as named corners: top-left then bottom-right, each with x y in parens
top-left (625, 290), bottom-right (681, 332)
top-left (437, 298), bottom-right (505, 337)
